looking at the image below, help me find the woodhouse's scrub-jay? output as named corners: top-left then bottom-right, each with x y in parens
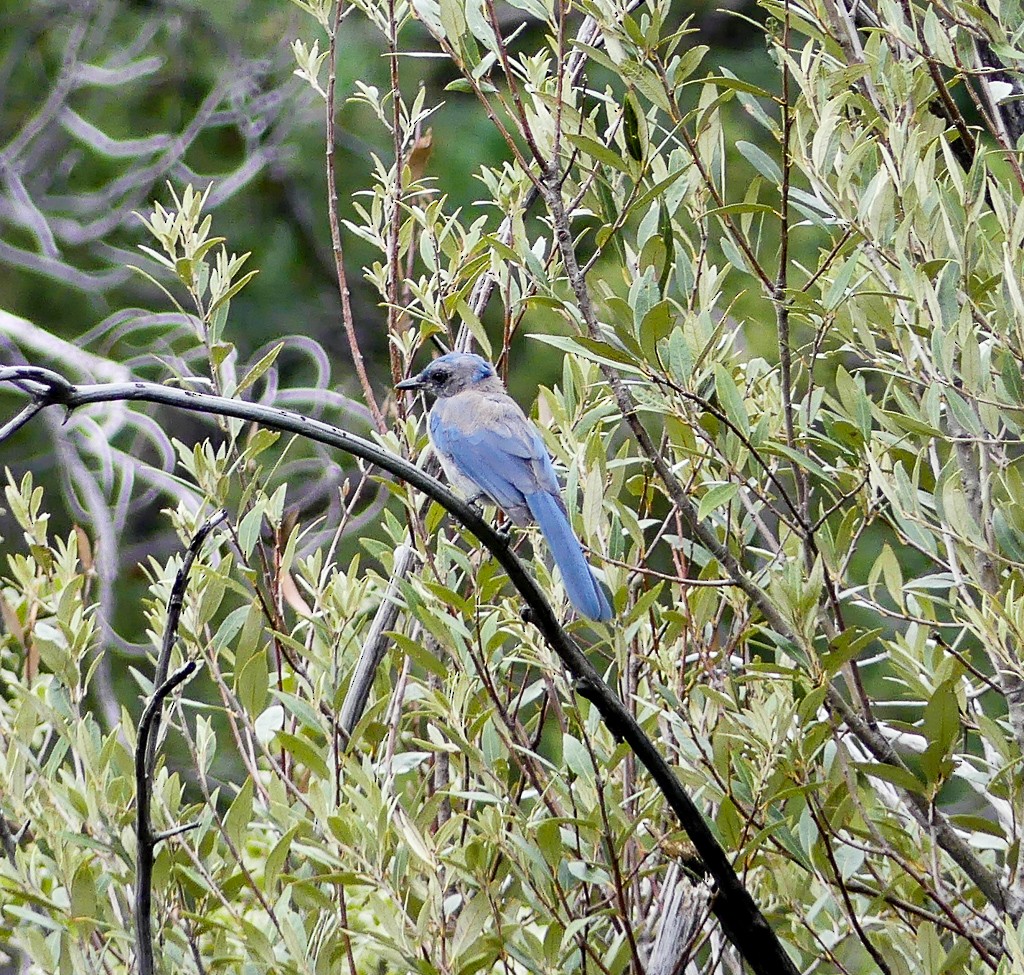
top-left (396, 352), bottom-right (613, 621)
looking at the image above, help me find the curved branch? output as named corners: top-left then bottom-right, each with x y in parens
top-left (1, 363), bottom-right (793, 973)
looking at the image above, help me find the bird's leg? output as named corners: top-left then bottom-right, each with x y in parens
top-left (465, 493), bottom-right (513, 543)
top-left (490, 511), bottom-right (519, 544)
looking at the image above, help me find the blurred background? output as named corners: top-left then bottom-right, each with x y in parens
top-left (0, 0), bottom-right (769, 387)
top-left (0, 0), bottom-right (771, 707)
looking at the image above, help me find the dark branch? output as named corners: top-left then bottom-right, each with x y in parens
top-left (132, 509), bottom-right (225, 975)
top-left (135, 659), bottom-right (199, 975)
top-left (3, 364), bottom-right (792, 973)
top-left (145, 509), bottom-right (229, 778)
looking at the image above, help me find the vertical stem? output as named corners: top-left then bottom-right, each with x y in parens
top-left (482, 0), bottom-right (546, 166)
top-left (386, 0), bottom-right (405, 387)
top-left (136, 511), bottom-right (226, 974)
top-left (135, 662), bottom-right (198, 975)
top-left (775, 2), bottom-right (806, 520)
top-left (327, 2), bottom-right (387, 433)
top-left (551, 0), bottom-right (567, 165)
top-left (145, 510), bottom-right (227, 779)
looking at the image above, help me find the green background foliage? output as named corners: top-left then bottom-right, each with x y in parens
top-left (2, 0), bottom-right (1024, 971)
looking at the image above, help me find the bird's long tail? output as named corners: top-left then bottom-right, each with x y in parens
top-left (526, 491), bottom-right (613, 621)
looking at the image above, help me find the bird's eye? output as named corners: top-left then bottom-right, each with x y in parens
top-left (431, 369), bottom-right (450, 383)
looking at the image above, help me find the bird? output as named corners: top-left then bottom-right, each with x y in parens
top-left (396, 351), bottom-right (613, 621)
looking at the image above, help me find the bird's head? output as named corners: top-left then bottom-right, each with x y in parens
top-left (396, 352), bottom-right (498, 398)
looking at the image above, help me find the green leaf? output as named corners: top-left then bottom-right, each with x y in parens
top-left (236, 342), bottom-right (284, 397)
top-left (536, 819), bottom-right (563, 868)
top-left (704, 202), bottom-right (781, 220)
top-left (949, 814), bottom-right (1006, 838)
top-left (566, 860), bottom-right (611, 885)
top-left (834, 366), bottom-right (873, 439)
top-left (272, 689), bottom-right (325, 737)
top-left (657, 200), bottom-right (675, 293)
top-left (719, 233), bottom-right (752, 275)
top-left (823, 254), bottom-right (861, 310)
top-left (622, 92), bottom-right (646, 162)
top-left (945, 388), bottom-right (982, 435)
top-left (209, 270), bottom-right (259, 316)
top-left (237, 645), bottom-right (269, 716)
top-left (768, 442), bottom-right (831, 482)
top-left (869, 543), bottom-right (904, 608)
top-left (531, 333), bottom-right (645, 374)
top-left (736, 140), bottom-right (782, 185)
top-left (455, 299), bottom-right (491, 359)
top-left (821, 627), bottom-right (882, 675)
top-left (628, 167), bottom-right (687, 218)
top-left (1001, 354), bottom-right (1024, 405)
top-left (438, 0), bottom-right (467, 46)
top-left (563, 133), bottom-right (631, 173)
top-left (697, 482), bottom-right (740, 521)
top-left (223, 776), bottom-right (254, 849)
top-left (275, 731), bottom-right (330, 779)
top-left (619, 60), bottom-right (673, 114)
top-left (922, 678), bottom-right (961, 756)
top-left (561, 734), bottom-right (592, 781)
top-left (713, 364), bottom-right (750, 437)
top-left (639, 300), bottom-right (672, 362)
top-left (264, 825), bottom-right (299, 891)
top-left (692, 74), bottom-right (775, 100)
top-left (851, 761), bottom-right (926, 795)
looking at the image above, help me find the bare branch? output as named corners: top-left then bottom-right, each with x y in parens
top-left (134, 660), bottom-right (199, 975)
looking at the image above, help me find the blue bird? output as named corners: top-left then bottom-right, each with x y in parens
top-left (396, 352), bottom-right (613, 621)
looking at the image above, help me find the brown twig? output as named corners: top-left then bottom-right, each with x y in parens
top-left (326, 1), bottom-right (387, 432)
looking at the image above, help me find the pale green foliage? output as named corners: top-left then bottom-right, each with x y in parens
top-left (4, 0), bottom-right (1024, 971)
top-left (134, 183), bottom-right (261, 388)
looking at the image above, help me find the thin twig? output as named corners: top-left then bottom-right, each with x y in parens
top-left (806, 798), bottom-right (893, 975)
top-left (326, 0), bottom-right (386, 432)
top-left (0, 400), bottom-right (46, 443)
top-left (145, 509), bottom-right (228, 777)
top-left (385, 0), bottom-right (405, 386)
top-left (775, 2), bottom-right (804, 518)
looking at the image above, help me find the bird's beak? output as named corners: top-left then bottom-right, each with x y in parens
top-left (395, 374), bottom-right (426, 391)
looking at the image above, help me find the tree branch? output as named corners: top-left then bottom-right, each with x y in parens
top-left (135, 659), bottom-right (199, 975)
top-left (4, 363), bottom-right (794, 974)
top-left (134, 510), bottom-right (226, 975)
top-left (145, 509), bottom-right (228, 778)
top-left (326, 0), bottom-right (386, 433)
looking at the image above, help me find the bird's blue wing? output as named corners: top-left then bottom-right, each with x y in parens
top-left (430, 392), bottom-right (558, 518)
top-left (429, 389), bottom-right (613, 621)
